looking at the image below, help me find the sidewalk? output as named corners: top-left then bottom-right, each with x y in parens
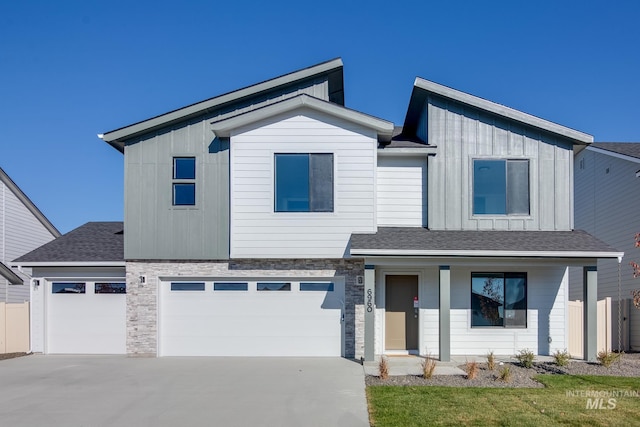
top-left (363, 354), bottom-right (556, 376)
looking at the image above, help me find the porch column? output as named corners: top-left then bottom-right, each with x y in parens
top-left (364, 265), bottom-right (375, 362)
top-left (439, 266), bottom-right (451, 362)
top-left (583, 266), bottom-right (598, 362)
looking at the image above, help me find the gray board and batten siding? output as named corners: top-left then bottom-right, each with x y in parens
top-left (569, 146), bottom-right (640, 350)
top-left (419, 93), bottom-right (576, 232)
top-left (119, 72), bottom-right (340, 260)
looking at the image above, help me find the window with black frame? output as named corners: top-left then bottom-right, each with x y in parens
top-left (471, 273), bottom-right (527, 327)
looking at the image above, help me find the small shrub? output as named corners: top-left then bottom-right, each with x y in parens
top-left (378, 356), bottom-right (389, 379)
top-left (498, 366), bottom-right (512, 382)
top-left (553, 349), bottom-right (571, 367)
top-left (422, 356), bottom-right (437, 379)
top-left (465, 360), bottom-right (479, 380)
top-left (516, 349), bottom-right (535, 368)
top-left (597, 350), bottom-right (621, 368)
top-left (486, 351), bottom-right (496, 371)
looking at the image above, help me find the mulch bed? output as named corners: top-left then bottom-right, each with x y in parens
top-left (366, 352), bottom-right (640, 388)
top-left (0, 352), bottom-right (29, 361)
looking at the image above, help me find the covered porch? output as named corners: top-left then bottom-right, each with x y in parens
top-left (351, 228), bottom-right (623, 362)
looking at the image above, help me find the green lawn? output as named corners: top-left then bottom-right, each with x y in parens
top-left (367, 375), bottom-right (640, 426)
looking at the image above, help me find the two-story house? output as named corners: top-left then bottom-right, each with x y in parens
top-left (16, 58), bottom-right (622, 361)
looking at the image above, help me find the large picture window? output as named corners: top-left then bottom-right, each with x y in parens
top-left (473, 159), bottom-right (529, 215)
top-left (275, 153), bottom-right (333, 212)
top-left (471, 273), bottom-right (527, 328)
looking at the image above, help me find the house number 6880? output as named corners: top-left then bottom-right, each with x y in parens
top-left (366, 289), bottom-right (373, 312)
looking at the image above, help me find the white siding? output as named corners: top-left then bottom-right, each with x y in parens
top-left (449, 265), bottom-right (567, 356)
top-left (375, 263), bottom-right (567, 357)
top-left (1, 180), bottom-right (57, 303)
top-left (230, 110), bottom-right (377, 258)
top-left (377, 156), bottom-right (427, 227)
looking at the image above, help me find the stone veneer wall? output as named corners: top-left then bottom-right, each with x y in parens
top-left (126, 259), bottom-right (365, 358)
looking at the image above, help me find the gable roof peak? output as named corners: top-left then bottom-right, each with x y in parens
top-left (405, 77), bottom-right (593, 144)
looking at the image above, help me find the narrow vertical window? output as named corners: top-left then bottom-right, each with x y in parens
top-left (172, 157), bottom-right (196, 206)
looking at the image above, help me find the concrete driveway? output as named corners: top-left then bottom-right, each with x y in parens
top-left (0, 355), bottom-right (369, 427)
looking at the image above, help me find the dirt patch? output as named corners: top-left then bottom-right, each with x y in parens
top-left (0, 352), bottom-right (29, 361)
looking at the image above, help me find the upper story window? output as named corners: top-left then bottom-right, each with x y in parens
top-left (473, 159), bottom-right (529, 215)
top-left (173, 157), bottom-right (196, 206)
top-left (274, 153), bottom-right (333, 212)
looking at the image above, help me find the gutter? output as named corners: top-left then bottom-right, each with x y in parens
top-left (350, 249), bottom-right (625, 260)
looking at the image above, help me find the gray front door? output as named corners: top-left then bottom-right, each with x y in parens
top-left (385, 275), bottom-right (419, 350)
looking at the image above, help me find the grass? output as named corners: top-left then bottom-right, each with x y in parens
top-left (367, 375), bottom-right (640, 426)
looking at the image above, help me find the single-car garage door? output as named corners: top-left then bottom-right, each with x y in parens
top-left (46, 281), bottom-right (126, 354)
top-left (159, 279), bottom-right (344, 356)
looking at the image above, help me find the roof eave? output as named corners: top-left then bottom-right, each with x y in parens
top-left (0, 262), bottom-right (23, 284)
top-left (210, 94), bottom-right (394, 142)
top-left (12, 261), bottom-right (126, 267)
top-left (410, 78), bottom-right (594, 145)
top-left (350, 249), bottom-right (624, 259)
top-left (377, 147), bottom-right (437, 156)
top-left (100, 58), bottom-right (344, 145)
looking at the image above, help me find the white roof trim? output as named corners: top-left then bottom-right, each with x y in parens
top-left (587, 146), bottom-right (640, 164)
top-left (350, 248), bottom-right (624, 259)
top-left (12, 261), bottom-right (126, 267)
top-left (210, 94), bottom-right (394, 142)
top-left (414, 78), bottom-right (594, 144)
top-left (102, 58), bottom-right (343, 143)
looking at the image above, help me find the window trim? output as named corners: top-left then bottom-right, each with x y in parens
top-left (470, 272), bottom-right (527, 329)
top-left (274, 153), bottom-right (334, 213)
top-left (172, 156), bottom-right (196, 206)
top-left (472, 158), bottom-right (530, 216)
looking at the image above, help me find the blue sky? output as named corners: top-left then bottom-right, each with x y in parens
top-left (1, 0), bottom-right (639, 234)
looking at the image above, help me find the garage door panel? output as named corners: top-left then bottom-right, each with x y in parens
top-left (47, 283), bottom-right (126, 354)
top-left (160, 280), bottom-right (344, 356)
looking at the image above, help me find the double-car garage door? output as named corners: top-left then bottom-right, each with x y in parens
top-left (159, 279), bottom-right (344, 356)
top-left (45, 278), bottom-right (344, 356)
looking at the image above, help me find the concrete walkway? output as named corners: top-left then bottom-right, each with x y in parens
top-left (0, 355), bottom-right (369, 427)
top-left (362, 354), bottom-right (556, 376)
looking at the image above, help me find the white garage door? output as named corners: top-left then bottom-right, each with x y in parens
top-left (159, 279), bottom-right (344, 356)
top-left (46, 281), bottom-right (126, 354)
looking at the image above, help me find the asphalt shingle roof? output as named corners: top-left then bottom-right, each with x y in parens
top-left (592, 143), bottom-right (640, 160)
top-left (350, 228), bottom-right (621, 255)
top-left (13, 222), bottom-right (124, 263)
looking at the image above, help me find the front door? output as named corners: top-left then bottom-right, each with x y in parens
top-left (385, 275), bottom-right (419, 350)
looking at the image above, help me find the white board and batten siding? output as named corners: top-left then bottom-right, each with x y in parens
top-left (377, 156), bottom-right (427, 227)
top-left (230, 109), bottom-right (377, 258)
top-left (1, 180), bottom-right (57, 303)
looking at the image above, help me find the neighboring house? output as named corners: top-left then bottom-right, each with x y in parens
top-left (15, 58), bottom-right (623, 361)
top-left (570, 143), bottom-right (640, 351)
top-left (0, 167), bottom-right (60, 303)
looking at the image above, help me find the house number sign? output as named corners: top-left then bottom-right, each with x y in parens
top-left (366, 289), bottom-right (374, 312)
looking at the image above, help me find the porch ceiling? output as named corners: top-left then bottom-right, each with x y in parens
top-left (349, 228), bottom-right (623, 259)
